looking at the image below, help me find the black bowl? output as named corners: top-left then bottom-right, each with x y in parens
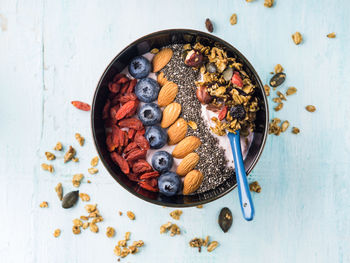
top-left (91, 29), bottom-right (269, 207)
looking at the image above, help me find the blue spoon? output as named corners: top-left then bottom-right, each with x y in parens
top-left (228, 131), bottom-right (255, 221)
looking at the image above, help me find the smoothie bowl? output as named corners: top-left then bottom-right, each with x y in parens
top-left (91, 29), bottom-right (268, 207)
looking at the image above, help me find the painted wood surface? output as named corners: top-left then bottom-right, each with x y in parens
top-left (0, 0), bottom-right (349, 262)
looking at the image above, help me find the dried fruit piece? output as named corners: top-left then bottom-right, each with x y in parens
top-left (88, 167), bottom-right (98, 174)
top-left (127, 211), bottom-right (135, 220)
top-left (327, 32), bottom-right (336, 38)
top-left (41, 163), bottom-right (53, 173)
top-left (79, 193), bottom-right (90, 201)
top-left (54, 142), bottom-right (63, 151)
top-left (274, 64), bottom-right (284, 74)
top-left (45, 152), bottom-right (55, 161)
top-left (115, 100), bottom-right (138, 120)
top-left (110, 152), bottom-right (130, 174)
top-left (292, 32), bottom-right (303, 45)
top-left (119, 93), bottom-right (137, 104)
top-left (53, 229), bottom-right (61, 238)
top-left (231, 72), bottom-right (243, 88)
top-left (230, 13), bottom-right (237, 25)
top-left (270, 72), bottom-right (286, 87)
top-left (292, 127), bottom-right (300, 134)
top-left (161, 102), bottom-right (181, 128)
top-left (207, 241), bottom-right (219, 252)
top-left (106, 227), bottom-right (115, 238)
top-left (172, 136), bottom-right (201, 159)
top-left (157, 71), bottom-right (168, 87)
top-left (281, 120), bottom-right (290, 132)
top-left (158, 81), bottom-right (178, 107)
top-left (64, 146), bottom-right (76, 163)
top-left (152, 48), bottom-right (173, 73)
top-left (183, 170), bottom-right (203, 195)
top-left (62, 190), bottom-right (79, 209)
top-left (91, 156), bottom-right (99, 167)
top-left (286, 86), bottom-right (297, 96)
top-left (306, 105), bottom-right (316, 112)
top-left (55, 183), bottom-right (63, 201)
top-left (205, 18), bottom-right (213, 32)
top-left (39, 201), bottom-right (48, 208)
top-left (249, 181), bottom-right (261, 193)
top-left (264, 0), bottom-right (274, 7)
top-left (170, 210), bottom-right (183, 220)
top-left (75, 133), bottom-right (85, 146)
top-left (118, 118), bottom-right (144, 130)
top-left (196, 86), bottom-right (212, 104)
top-left (72, 173), bottom-right (84, 187)
top-left (218, 106), bottom-right (228, 121)
top-left (218, 207), bottom-right (232, 233)
top-left (71, 101), bottom-right (91, 111)
top-left (185, 50), bottom-right (204, 67)
top-left (176, 153), bottom-right (200, 176)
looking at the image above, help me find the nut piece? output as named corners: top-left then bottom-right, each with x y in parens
top-left (176, 152), bottom-right (200, 176)
top-left (207, 241), bottom-right (219, 252)
top-left (55, 183), bottom-right (63, 201)
top-left (158, 81), bottom-right (178, 107)
top-left (230, 14), bottom-right (237, 25)
top-left (157, 71), bottom-right (168, 87)
top-left (185, 50), bottom-right (204, 67)
top-left (72, 173), bottom-right (84, 187)
top-left (172, 136), bottom-right (201, 159)
top-left (88, 167), bottom-right (98, 174)
top-left (90, 156), bottom-right (99, 167)
top-left (168, 118), bottom-right (188, 145)
top-left (264, 0), bottom-right (274, 7)
top-left (286, 86), bottom-right (297, 96)
top-left (170, 210), bottom-right (183, 220)
top-left (327, 32), bottom-right (336, 38)
top-left (196, 86), bottom-right (213, 104)
top-left (205, 18), bottom-right (213, 33)
top-left (41, 163), bottom-right (53, 173)
top-left (183, 170), bottom-right (203, 195)
top-left (106, 227), bottom-right (115, 238)
top-left (85, 204), bottom-right (97, 213)
top-left (75, 133), bottom-right (85, 146)
top-left (54, 142), bottom-right (63, 151)
top-left (161, 102), bottom-right (181, 128)
top-left (274, 64), bottom-right (284, 74)
top-left (39, 201), bottom-right (48, 208)
top-left (45, 152), bottom-right (56, 161)
top-left (170, 224), bottom-right (180, 236)
top-left (79, 193), bottom-right (90, 201)
top-left (292, 32), bottom-right (303, 45)
top-left (306, 105), bottom-right (316, 112)
top-left (127, 211), bottom-right (135, 220)
top-left (152, 48), bottom-right (173, 73)
top-left (89, 223), bottom-right (99, 233)
top-left (292, 127), bottom-right (300, 134)
top-left (64, 146), bottom-right (76, 163)
top-left (249, 181), bottom-right (261, 193)
top-left (53, 229), bottom-right (61, 238)
top-left (160, 222), bottom-right (172, 234)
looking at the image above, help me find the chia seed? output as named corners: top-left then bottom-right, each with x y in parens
top-left (162, 44), bottom-right (234, 193)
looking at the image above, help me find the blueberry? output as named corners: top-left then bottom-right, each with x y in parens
top-left (152, 151), bottom-right (173, 173)
top-left (230, 105), bottom-right (246, 120)
top-left (128, 56), bottom-right (151, 79)
top-left (145, 126), bottom-right (167, 149)
top-left (158, 172), bottom-right (181, 197)
top-left (135, 78), bottom-right (160, 103)
top-left (138, 103), bottom-right (162, 126)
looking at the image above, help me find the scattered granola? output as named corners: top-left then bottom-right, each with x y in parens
top-left (327, 32), bottom-right (336, 38)
top-left (82, 222), bottom-right (89, 229)
top-left (119, 211), bottom-right (123, 216)
top-left (306, 105), bottom-right (316, 112)
top-left (274, 103), bottom-right (283, 111)
top-left (72, 173), bottom-right (84, 187)
top-left (72, 157), bottom-right (79, 162)
top-left (55, 183), bottom-right (63, 200)
top-left (196, 205), bottom-right (203, 209)
top-left (277, 91), bottom-right (287, 101)
top-left (281, 120), bottom-right (290, 132)
top-left (249, 181), bottom-right (261, 193)
top-left (170, 210), bottom-right (183, 220)
top-left (160, 222), bottom-right (172, 234)
top-left (87, 180), bottom-right (91, 184)
top-left (85, 204), bottom-right (97, 213)
top-left (274, 64), bottom-right (283, 74)
top-left (286, 86), bottom-right (297, 96)
top-left (73, 218), bottom-right (83, 227)
top-left (264, 0), bottom-right (274, 7)
top-left (292, 127), bottom-right (300, 134)
top-left (207, 241), bottom-right (219, 252)
top-left (79, 193), bottom-right (90, 201)
top-left (75, 133), bottom-right (85, 146)
top-left (264, 84), bottom-right (270, 96)
top-left (72, 225), bottom-right (81, 235)
top-left (54, 142), bottom-right (63, 151)
top-left (64, 146), bottom-right (76, 163)
top-left (114, 234), bottom-right (144, 259)
top-left (230, 14), bottom-right (237, 25)
top-left (41, 163), bottom-right (54, 173)
top-left (292, 32), bottom-right (303, 45)
top-left (90, 156), bottom-right (99, 167)
top-left (160, 222), bottom-right (180, 236)
top-left (88, 168), bottom-right (98, 174)
top-left (125, 232), bottom-right (130, 241)
top-left (269, 118), bottom-right (282, 136)
top-left (45, 152), bottom-right (56, 161)
top-left (127, 211), bottom-right (135, 220)
top-left (272, 97), bottom-right (282, 103)
top-left (53, 229), bottom-right (61, 238)
top-left (189, 236), bottom-right (217, 252)
top-left (90, 222), bottom-right (99, 233)
top-left (80, 215), bottom-right (89, 221)
top-left (39, 201), bottom-right (48, 208)
top-left (106, 227), bottom-right (116, 238)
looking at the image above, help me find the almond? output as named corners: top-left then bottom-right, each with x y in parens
top-left (158, 81), bottom-right (178, 107)
top-left (176, 153), bottom-right (200, 176)
top-left (168, 118), bottom-right (187, 145)
top-left (172, 136), bottom-right (201, 159)
top-left (152, 48), bottom-right (173, 73)
top-left (161, 102), bottom-right (181, 128)
top-left (157, 71), bottom-right (168, 87)
top-left (183, 170), bottom-right (203, 195)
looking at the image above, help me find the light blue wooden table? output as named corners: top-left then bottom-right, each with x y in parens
top-left (1, 0), bottom-right (349, 262)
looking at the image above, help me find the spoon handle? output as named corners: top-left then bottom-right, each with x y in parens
top-left (228, 131), bottom-right (255, 221)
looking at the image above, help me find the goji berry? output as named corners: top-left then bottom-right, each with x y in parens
top-left (109, 105), bottom-right (120, 120)
top-left (119, 93), bottom-right (137, 104)
top-left (125, 149), bottom-right (147, 162)
top-left (138, 181), bottom-right (158, 192)
top-left (134, 133), bottom-right (150, 150)
top-left (231, 71), bottom-right (243, 88)
top-left (117, 77), bottom-right (129, 85)
top-left (115, 101), bottom-right (137, 120)
top-left (125, 100), bottom-right (139, 118)
top-left (147, 178), bottom-right (158, 188)
top-left (110, 94), bottom-right (121, 107)
top-left (106, 132), bottom-right (116, 152)
top-left (139, 171), bottom-right (159, 180)
top-left (118, 118), bottom-right (144, 130)
top-left (123, 131), bottom-right (129, 146)
top-left (110, 152), bottom-right (130, 174)
top-left (71, 101), bottom-right (91, 111)
top-left (120, 81), bottom-right (130, 94)
top-left (120, 130), bottom-right (128, 147)
top-left (113, 73), bottom-right (126, 82)
top-left (218, 106), bottom-right (228, 121)
top-left (123, 142), bottom-right (138, 154)
top-left (126, 173), bottom-right (140, 182)
top-left (135, 128), bottom-right (145, 136)
top-left (102, 99), bottom-right (111, 119)
top-left (132, 160), bottom-right (153, 174)
top-left (126, 79), bottom-right (137, 94)
top-left (111, 125), bottom-right (122, 147)
top-left (108, 82), bottom-right (121, 93)
top-left (127, 129), bottom-right (136, 140)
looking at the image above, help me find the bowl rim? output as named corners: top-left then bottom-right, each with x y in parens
top-left (91, 28), bottom-right (269, 207)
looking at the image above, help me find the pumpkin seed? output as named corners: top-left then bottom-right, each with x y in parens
top-left (269, 72), bottom-right (286, 87)
top-left (286, 86), bottom-right (297, 96)
top-left (62, 190), bottom-right (79, 209)
top-left (306, 105), bottom-right (316, 112)
top-left (218, 207), bottom-right (232, 233)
